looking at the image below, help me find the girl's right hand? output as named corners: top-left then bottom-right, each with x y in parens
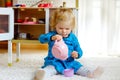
top-left (51, 35), bottom-right (62, 41)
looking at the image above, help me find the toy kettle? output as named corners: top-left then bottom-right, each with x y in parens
top-left (52, 39), bottom-right (68, 60)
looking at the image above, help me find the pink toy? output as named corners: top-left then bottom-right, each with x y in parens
top-left (22, 21), bottom-right (36, 24)
top-left (22, 17), bottom-right (37, 24)
top-left (52, 39), bottom-right (68, 60)
top-left (64, 68), bottom-right (74, 77)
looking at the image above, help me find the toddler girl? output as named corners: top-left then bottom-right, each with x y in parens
top-left (34, 9), bottom-right (103, 80)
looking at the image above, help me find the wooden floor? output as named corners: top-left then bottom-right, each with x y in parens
top-left (0, 48), bottom-right (7, 54)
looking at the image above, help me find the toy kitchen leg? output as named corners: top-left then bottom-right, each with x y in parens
top-left (8, 40), bottom-right (12, 66)
top-left (16, 42), bottom-right (20, 62)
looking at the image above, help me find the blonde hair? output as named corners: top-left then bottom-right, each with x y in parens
top-left (50, 9), bottom-right (75, 30)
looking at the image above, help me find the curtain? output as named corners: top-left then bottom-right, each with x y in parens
top-left (78, 0), bottom-right (120, 56)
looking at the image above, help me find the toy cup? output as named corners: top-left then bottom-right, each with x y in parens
top-left (64, 68), bottom-right (74, 77)
top-left (52, 39), bottom-right (68, 60)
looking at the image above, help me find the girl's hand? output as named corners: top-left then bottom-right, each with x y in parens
top-left (71, 51), bottom-right (78, 59)
top-left (51, 35), bottom-right (62, 41)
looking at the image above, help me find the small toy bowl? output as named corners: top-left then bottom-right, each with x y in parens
top-left (17, 19), bottom-right (23, 23)
top-left (63, 68), bottom-right (74, 77)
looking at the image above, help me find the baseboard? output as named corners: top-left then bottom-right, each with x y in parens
top-left (12, 43), bottom-right (48, 50)
top-left (0, 42), bottom-right (48, 51)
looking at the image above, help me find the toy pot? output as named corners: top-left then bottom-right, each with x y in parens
top-left (17, 19), bottom-right (23, 23)
top-left (52, 39), bottom-right (68, 60)
top-left (64, 68), bottom-right (74, 77)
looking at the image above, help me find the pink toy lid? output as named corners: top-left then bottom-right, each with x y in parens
top-left (52, 39), bottom-right (68, 60)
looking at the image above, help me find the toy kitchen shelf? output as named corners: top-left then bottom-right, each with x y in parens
top-left (12, 7), bottom-right (49, 43)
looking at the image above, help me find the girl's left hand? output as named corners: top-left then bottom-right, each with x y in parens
top-left (71, 51), bottom-right (78, 59)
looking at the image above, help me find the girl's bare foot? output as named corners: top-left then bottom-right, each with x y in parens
top-left (34, 69), bottom-right (45, 80)
top-left (87, 66), bottom-right (104, 78)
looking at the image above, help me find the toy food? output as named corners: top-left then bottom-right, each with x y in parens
top-left (52, 39), bottom-right (68, 60)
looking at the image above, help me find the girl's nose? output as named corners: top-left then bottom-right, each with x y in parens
top-left (62, 29), bottom-right (66, 33)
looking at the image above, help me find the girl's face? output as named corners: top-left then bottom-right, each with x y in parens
top-left (55, 22), bottom-right (72, 37)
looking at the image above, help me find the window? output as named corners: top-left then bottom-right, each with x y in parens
top-left (78, 0), bottom-right (120, 56)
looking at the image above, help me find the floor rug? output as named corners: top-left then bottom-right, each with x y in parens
top-left (0, 52), bottom-right (120, 80)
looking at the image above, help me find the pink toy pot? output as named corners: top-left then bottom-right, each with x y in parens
top-left (64, 68), bottom-right (74, 77)
top-left (52, 39), bottom-right (68, 60)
